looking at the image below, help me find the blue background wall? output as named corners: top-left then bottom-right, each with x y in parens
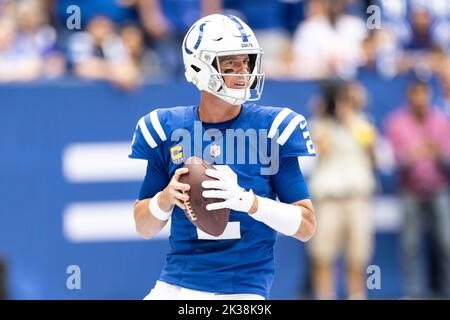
top-left (0, 75), bottom-right (435, 299)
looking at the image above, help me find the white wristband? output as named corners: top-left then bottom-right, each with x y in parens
top-left (149, 192), bottom-right (173, 221)
top-left (250, 196), bottom-right (302, 236)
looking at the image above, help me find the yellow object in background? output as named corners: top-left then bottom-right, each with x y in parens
top-left (352, 119), bottom-right (376, 147)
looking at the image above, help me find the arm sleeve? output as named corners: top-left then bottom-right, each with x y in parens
top-left (271, 156), bottom-right (310, 204)
top-left (128, 110), bottom-right (169, 200)
top-left (270, 108), bottom-right (317, 159)
top-left (129, 110), bottom-right (167, 160)
top-left (138, 160), bottom-right (170, 200)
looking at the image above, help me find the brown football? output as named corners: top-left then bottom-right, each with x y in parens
top-left (178, 156), bottom-right (230, 237)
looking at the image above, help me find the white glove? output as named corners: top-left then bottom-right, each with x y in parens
top-left (201, 168), bottom-right (254, 212)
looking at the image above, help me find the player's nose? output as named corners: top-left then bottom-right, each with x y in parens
top-left (236, 62), bottom-right (249, 74)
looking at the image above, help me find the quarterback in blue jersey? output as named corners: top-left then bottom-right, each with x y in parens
top-left (130, 14), bottom-right (316, 300)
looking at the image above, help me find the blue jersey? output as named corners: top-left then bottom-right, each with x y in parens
top-left (129, 103), bottom-right (316, 298)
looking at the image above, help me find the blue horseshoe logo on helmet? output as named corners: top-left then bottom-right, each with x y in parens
top-left (184, 22), bottom-right (207, 55)
top-left (225, 15), bottom-right (249, 43)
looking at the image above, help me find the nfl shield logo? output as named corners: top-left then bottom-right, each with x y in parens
top-left (210, 144), bottom-right (221, 157)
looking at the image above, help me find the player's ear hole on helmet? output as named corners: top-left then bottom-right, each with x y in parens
top-left (248, 54), bottom-right (257, 73)
top-left (249, 54), bottom-right (258, 89)
top-left (211, 58), bottom-right (219, 73)
top-left (191, 65), bottom-right (201, 73)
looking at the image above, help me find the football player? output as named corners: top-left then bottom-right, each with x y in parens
top-left (130, 14), bottom-right (316, 300)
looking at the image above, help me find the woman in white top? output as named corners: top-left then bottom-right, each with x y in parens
top-left (309, 80), bottom-right (376, 299)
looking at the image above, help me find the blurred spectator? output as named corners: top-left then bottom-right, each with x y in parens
top-left (137, 0), bottom-right (221, 79)
top-left (15, 0), bottom-right (65, 79)
top-left (308, 80), bottom-right (377, 299)
top-left (222, 0), bottom-right (305, 79)
top-left (292, 0), bottom-right (368, 80)
top-left (386, 79), bottom-right (450, 298)
top-left (120, 23), bottom-right (163, 82)
top-left (359, 32), bottom-right (379, 73)
top-left (0, 0), bottom-right (15, 18)
top-left (380, 0), bottom-right (450, 50)
top-left (404, 8), bottom-right (436, 51)
top-left (0, 16), bottom-right (42, 82)
top-left (67, 16), bottom-right (139, 90)
top-left (346, 0), bottom-right (373, 19)
top-left (358, 28), bottom-right (401, 78)
top-left (0, 0), bottom-right (63, 82)
top-left (54, 0), bottom-right (138, 27)
top-left (397, 9), bottom-right (442, 79)
top-left (378, 0), bottom-right (450, 80)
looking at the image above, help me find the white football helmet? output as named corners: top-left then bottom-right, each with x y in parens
top-left (182, 14), bottom-right (265, 105)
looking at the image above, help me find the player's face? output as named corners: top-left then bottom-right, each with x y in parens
top-left (218, 54), bottom-right (251, 89)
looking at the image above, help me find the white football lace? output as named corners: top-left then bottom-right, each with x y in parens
top-left (183, 191), bottom-right (197, 221)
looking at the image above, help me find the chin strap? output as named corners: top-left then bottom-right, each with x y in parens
top-left (212, 87), bottom-right (250, 105)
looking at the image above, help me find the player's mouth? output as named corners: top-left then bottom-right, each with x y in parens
top-left (233, 79), bottom-right (246, 88)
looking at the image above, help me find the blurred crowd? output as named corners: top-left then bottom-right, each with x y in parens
top-left (0, 0), bottom-right (449, 88)
top-left (305, 78), bottom-right (450, 299)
